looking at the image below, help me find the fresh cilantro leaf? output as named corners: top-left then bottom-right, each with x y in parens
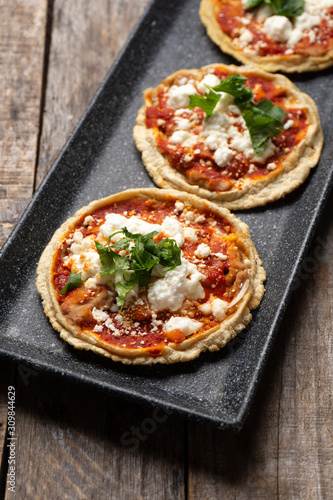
top-left (245, 0), bottom-right (304, 17)
top-left (156, 238), bottom-right (182, 272)
top-left (60, 272), bottom-right (83, 295)
top-left (188, 75), bottom-right (253, 118)
top-left (115, 275), bottom-right (139, 310)
top-left (117, 228), bottom-right (160, 286)
top-left (242, 99), bottom-right (286, 153)
top-left (189, 90), bottom-right (221, 117)
top-left (107, 231), bottom-right (131, 250)
top-left (272, 0), bottom-right (304, 17)
top-left (212, 74), bottom-right (253, 107)
top-left (245, 0), bottom-right (264, 8)
top-left (94, 240), bottom-right (130, 275)
top-left (189, 75), bottom-right (252, 117)
top-left (95, 228), bottom-right (182, 309)
top-left (188, 73), bottom-right (286, 154)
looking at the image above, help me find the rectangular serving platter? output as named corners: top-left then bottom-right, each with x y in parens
top-left (1, 0), bottom-right (333, 430)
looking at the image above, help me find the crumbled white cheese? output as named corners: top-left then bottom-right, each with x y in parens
top-left (169, 130), bottom-right (197, 147)
top-left (104, 318), bottom-right (121, 336)
top-left (287, 28), bottom-right (303, 45)
top-left (203, 106), bottom-right (263, 159)
top-left (228, 125), bottom-right (253, 156)
top-left (267, 162), bottom-right (277, 171)
top-left (151, 311), bottom-right (163, 331)
top-left (161, 216), bottom-right (184, 247)
top-left (205, 132), bottom-right (227, 151)
top-left (285, 48), bottom-right (294, 55)
top-left (178, 77), bottom-right (188, 85)
top-left (183, 227), bottom-right (198, 242)
top-left (295, 12), bottom-right (321, 32)
top-left (84, 277), bottom-right (99, 289)
top-left (183, 211), bottom-right (195, 221)
top-left (215, 93), bottom-right (235, 114)
top-left (308, 30), bottom-right (316, 44)
top-left (148, 258), bottom-right (205, 312)
top-left (256, 4), bottom-right (274, 22)
top-left (66, 235), bottom-right (102, 281)
top-left (197, 74), bottom-right (220, 94)
top-left (214, 146), bottom-right (234, 167)
top-left (70, 231), bottom-right (84, 251)
top-left (174, 201), bottom-right (184, 212)
top-left (259, 0), bottom-right (332, 48)
top-left (214, 252), bottom-right (227, 261)
top-left (198, 302), bottom-right (212, 314)
top-left (167, 84), bottom-right (197, 109)
top-left (239, 16), bottom-right (251, 25)
top-left (93, 325), bottom-right (103, 333)
top-left (211, 298), bottom-right (228, 322)
top-left (174, 117), bottom-right (192, 131)
top-left (92, 308), bottom-right (109, 323)
top-left (115, 314), bottom-right (124, 324)
top-left (83, 215), bottom-right (94, 226)
top-left (204, 111), bottom-right (230, 131)
top-left (227, 104), bottom-right (242, 115)
top-left (163, 317), bottom-right (203, 337)
top-left (284, 119), bottom-right (294, 130)
top-left (194, 243), bottom-right (211, 259)
top-left (195, 215), bottom-right (206, 224)
top-left (100, 214), bottom-right (160, 242)
top-left (306, 0), bottom-right (333, 16)
top-left (174, 108), bottom-right (191, 116)
top-left (263, 15), bottom-right (293, 42)
top-left (238, 27), bottom-right (254, 48)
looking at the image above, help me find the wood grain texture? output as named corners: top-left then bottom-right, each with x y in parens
top-left (0, 363), bottom-right (15, 499)
top-left (0, 0), bottom-right (46, 247)
top-left (10, 372), bottom-right (185, 500)
top-left (1, 0), bottom-right (333, 498)
top-left (188, 193), bottom-right (333, 500)
top-left (35, 0), bottom-right (150, 188)
top-left (4, 1), bottom-right (185, 499)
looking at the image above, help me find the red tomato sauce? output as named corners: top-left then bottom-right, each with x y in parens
top-left (145, 68), bottom-right (309, 193)
top-left (216, 0), bottom-right (333, 56)
top-left (52, 197), bottom-right (247, 351)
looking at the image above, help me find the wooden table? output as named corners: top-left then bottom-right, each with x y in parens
top-left (1, 1), bottom-right (332, 498)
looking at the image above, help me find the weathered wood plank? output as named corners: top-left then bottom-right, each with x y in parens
top-left (6, 1), bottom-right (185, 498)
top-left (0, 363), bottom-right (15, 499)
top-left (0, 0), bottom-right (46, 495)
top-left (0, 0), bottom-right (46, 247)
top-left (35, 0), bottom-right (150, 188)
top-left (188, 329), bottom-right (283, 499)
top-left (276, 195), bottom-right (333, 499)
top-left (188, 193), bottom-right (333, 499)
top-left (11, 371), bottom-right (185, 499)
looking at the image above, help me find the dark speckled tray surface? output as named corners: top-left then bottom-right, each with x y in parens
top-left (1, 0), bottom-right (333, 430)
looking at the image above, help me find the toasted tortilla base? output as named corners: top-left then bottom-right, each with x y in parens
top-left (199, 0), bottom-right (333, 73)
top-left (133, 64), bottom-right (323, 211)
top-left (36, 188), bottom-right (266, 365)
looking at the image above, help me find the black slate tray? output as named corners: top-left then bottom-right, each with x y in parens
top-left (1, 0), bottom-right (332, 430)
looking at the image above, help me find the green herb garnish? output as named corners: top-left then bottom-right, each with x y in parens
top-left (189, 74), bottom-right (286, 154)
top-left (245, 0), bottom-right (304, 17)
top-left (188, 90), bottom-right (222, 118)
top-left (211, 74), bottom-right (253, 106)
top-left (95, 228), bottom-right (181, 309)
top-left (60, 272), bottom-right (83, 295)
top-left (242, 99), bottom-right (287, 153)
